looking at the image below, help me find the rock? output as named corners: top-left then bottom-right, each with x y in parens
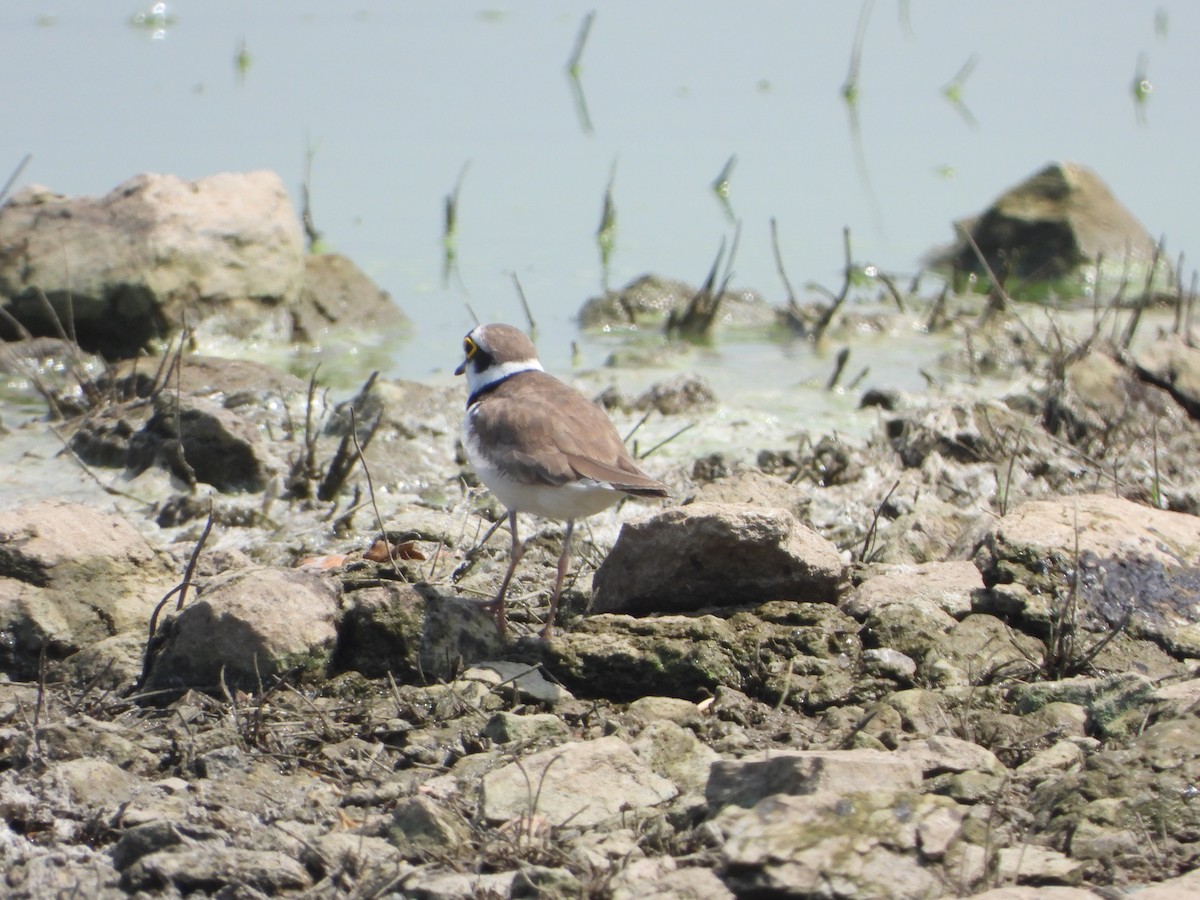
top-left (862, 647), bottom-right (917, 683)
top-left (125, 391), bottom-right (286, 492)
top-left (0, 172), bottom-right (304, 358)
top-left (895, 735), bottom-right (1005, 777)
top-left (843, 560), bottom-right (981, 620)
top-left (718, 790), bottom-right (966, 899)
top-left (861, 597), bottom-right (957, 660)
top-left (1010, 672), bottom-right (1156, 739)
top-left (578, 273), bottom-right (777, 330)
top-left (609, 857), bottom-right (735, 900)
top-left (590, 502), bottom-right (846, 616)
top-left (540, 614), bottom-right (742, 700)
top-left (996, 845), bottom-right (1086, 885)
top-left (143, 566), bottom-right (339, 694)
top-left (1129, 868), bottom-right (1200, 898)
top-left (1034, 717), bottom-right (1200, 875)
top-left (388, 795), bottom-right (472, 859)
top-left (480, 735), bottom-right (678, 827)
top-left (461, 660), bottom-right (573, 706)
top-left (333, 582), bottom-right (503, 683)
top-left (291, 252), bottom-right (407, 341)
top-left (929, 161), bottom-right (1164, 295)
top-left (971, 889), bottom-right (1104, 900)
top-left (920, 614), bottom-right (1043, 687)
top-left (630, 720), bottom-right (720, 793)
top-left (481, 711), bottom-right (569, 744)
top-left (120, 845), bottom-right (312, 894)
top-left (706, 748), bottom-right (921, 811)
top-left (973, 495), bottom-right (1200, 656)
top-left (1133, 334), bottom-right (1200, 419)
top-left (689, 468), bottom-right (812, 522)
top-left (0, 500), bottom-right (177, 679)
top-left (633, 374), bottom-right (718, 415)
top-left (1015, 740), bottom-right (1086, 782)
top-left (627, 696), bottom-right (706, 727)
top-left (872, 493), bottom-right (980, 564)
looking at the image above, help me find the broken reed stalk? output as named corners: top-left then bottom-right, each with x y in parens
top-left (925, 281), bottom-right (950, 332)
top-left (812, 226), bottom-right (854, 345)
top-left (711, 154), bottom-right (737, 198)
top-left (858, 479), bottom-right (899, 563)
top-left (841, 0), bottom-right (875, 103)
top-left (770, 216), bottom-right (808, 330)
top-left (667, 223), bottom-right (741, 339)
top-left (875, 271), bottom-right (906, 313)
top-left (301, 139), bottom-right (323, 252)
top-left (511, 272), bottom-right (538, 336)
top-left (1120, 235), bottom-right (1166, 349)
top-left (138, 503), bottom-right (215, 689)
top-left (317, 372), bottom-right (380, 502)
top-left (565, 10), bottom-right (595, 75)
top-left (825, 347), bottom-right (851, 390)
top-left (0, 153), bottom-right (31, 205)
top-left (350, 405), bottom-right (400, 577)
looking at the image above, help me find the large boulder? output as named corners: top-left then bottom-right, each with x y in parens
top-left (0, 171), bottom-right (304, 358)
top-left (590, 502), bottom-right (846, 615)
top-left (929, 161), bottom-right (1165, 298)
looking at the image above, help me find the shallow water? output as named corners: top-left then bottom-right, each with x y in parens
top-left (2, 1), bottom-right (1198, 425)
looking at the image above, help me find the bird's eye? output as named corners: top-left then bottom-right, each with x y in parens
top-left (463, 337), bottom-right (476, 358)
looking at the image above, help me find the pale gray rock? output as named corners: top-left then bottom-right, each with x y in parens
top-left (895, 735), bottom-right (1005, 777)
top-left (591, 502), bottom-right (846, 615)
top-left (862, 647), bottom-right (917, 682)
top-left (120, 845), bottom-right (311, 894)
top-left (970, 888), bottom-right (1104, 900)
top-left (630, 720), bottom-right (720, 793)
top-left (1015, 740), bottom-right (1086, 782)
top-left (974, 494), bottom-right (1200, 656)
top-left (996, 845), bottom-right (1085, 886)
top-left (144, 566), bottom-right (339, 693)
top-left (480, 735), bottom-right (678, 827)
top-left (690, 468), bottom-right (812, 523)
top-left (706, 748), bottom-right (921, 811)
top-left (626, 695), bottom-right (706, 726)
top-left (481, 711), bottom-right (570, 744)
top-left (0, 500), bottom-right (177, 680)
top-left (609, 857), bottom-right (735, 900)
top-left (843, 560), bottom-right (980, 619)
top-left (388, 795), bottom-right (472, 859)
top-left (718, 790), bottom-right (965, 899)
top-left (0, 171), bottom-right (304, 358)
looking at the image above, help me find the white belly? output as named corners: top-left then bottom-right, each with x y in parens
top-left (473, 457), bottom-right (623, 521)
top-left (463, 414), bottom-right (623, 521)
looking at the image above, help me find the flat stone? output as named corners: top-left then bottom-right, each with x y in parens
top-left (481, 736), bottom-right (677, 827)
top-left (706, 748), bottom-right (921, 811)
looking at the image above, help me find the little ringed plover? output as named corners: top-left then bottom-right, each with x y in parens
top-left (456, 323), bottom-right (668, 638)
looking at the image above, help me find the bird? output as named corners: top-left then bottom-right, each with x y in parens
top-left (456, 323), bottom-right (668, 638)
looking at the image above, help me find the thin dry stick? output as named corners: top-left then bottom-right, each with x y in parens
top-left (511, 272), bottom-right (538, 335)
top-left (1121, 236), bottom-right (1165, 348)
top-left (812, 226), bottom-right (856, 344)
top-left (770, 217), bottom-right (805, 328)
top-left (0, 153), bottom-right (31, 205)
top-left (565, 9), bottom-right (595, 75)
top-left (350, 406), bottom-right (400, 576)
top-left (636, 422), bottom-right (696, 460)
top-left (826, 347), bottom-right (851, 390)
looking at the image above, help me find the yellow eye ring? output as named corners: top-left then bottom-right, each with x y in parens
top-left (463, 337), bottom-right (477, 358)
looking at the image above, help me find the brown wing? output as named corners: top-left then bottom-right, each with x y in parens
top-left (472, 372), bottom-right (667, 496)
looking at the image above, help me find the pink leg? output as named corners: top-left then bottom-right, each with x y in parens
top-left (541, 520), bottom-right (575, 640)
top-left (483, 511), bottom-right (522, 636)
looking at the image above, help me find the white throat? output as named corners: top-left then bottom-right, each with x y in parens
top-left (465, 358), bottom-right (543, 402)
